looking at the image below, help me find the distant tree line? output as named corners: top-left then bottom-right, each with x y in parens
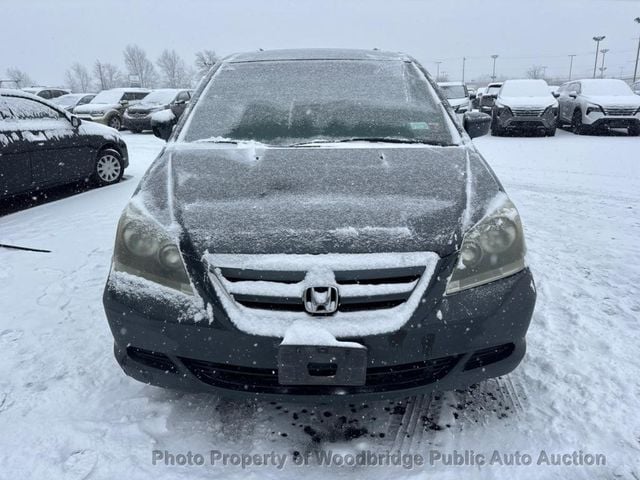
top-left (4, 45), bottom-right (220, 92)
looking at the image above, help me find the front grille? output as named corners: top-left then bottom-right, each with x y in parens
top-left (208, 255), bottom-right (429, 314)
top-left (180, 355), bottom-right (461, 394)
top-left (511, 108), bottom-right (545, 117)
top-left (604, 106), bottom-right (637, 116)
top-left (463, 343), bottom-right (515, 371)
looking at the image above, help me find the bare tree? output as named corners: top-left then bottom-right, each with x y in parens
top-left (94, 61), bottom-right (124, 90)
top-left (5, 68), bottom-right (35, 88)
top-left (436, 72), bottom-right (450, 82)
top-left (65, 63), bottom-right (92, 92)
top-left (194, 49), bottom-right (219, 77)
top-left (157, 49), bottom-right (191, 88)
top-left (123, 44), bottom-right (157, 88)
top-left (526, 65), bottom-right (546, 79)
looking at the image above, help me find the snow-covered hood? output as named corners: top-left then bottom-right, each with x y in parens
top-left (74, 103), bottom-right (117, 114)
top-left (128, 103), bottom-right (167, 114)
top-left (132, 143), bottom-right (502, 257)
top-left (498, 95), bottom-right (557, 109)
top-left (448, 97), bottom-right (469, 108)
top-left (582, 95), bottom-right (640, 109)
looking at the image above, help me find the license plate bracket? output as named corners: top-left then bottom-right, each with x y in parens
top-left (278, 344), bottom-right (367, 386)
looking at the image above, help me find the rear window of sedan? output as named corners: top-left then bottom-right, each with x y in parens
top-left (182, 60), bottom-right (454, 146)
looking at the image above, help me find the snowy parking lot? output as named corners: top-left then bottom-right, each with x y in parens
top-left (1, 130), bottom-right (639, 479)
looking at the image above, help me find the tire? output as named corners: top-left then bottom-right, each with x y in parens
top-left (571, 109), bottom-right (588, 135)
top-left (93, 148), bottom-right (124, 186)
top-left (628, 124), bottom-right (640, 136)
top-left (129, 128), bottom-right (142, 134)
top-left (107, 114), bottom-right (122, 131)
top-left (546, 126), bottom-right (556, 136)
top-left (490, 112), bottom-right (504, 136)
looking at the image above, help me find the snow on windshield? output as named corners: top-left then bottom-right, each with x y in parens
top-left (182, 60), bottom-right (454, 145)
top-left (140, 89), bottom-right (178, 105)
top-left (581, 79), bottom-right (633, 96)
top-left (91, 90), bottom-right (124, 104)
top-left (500, 80), bottom-right (550, 97)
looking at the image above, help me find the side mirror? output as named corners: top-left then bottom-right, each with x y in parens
top-left (569, 93), bottom-right (577, 99)
top-left (469, 92), bottom-right (477, 100)
top-left (151, 109), bottom-right (177, 141)
top-left (552, 92), bottom-right (560, 98)
top-left (174, 99), bottom-right (186, 105)
top-left (119, 99), bottom-right (129, 106)
top-left (463, 111), bottom-right (491, 139)
top-left (70, 115), bottom-right (82, 128)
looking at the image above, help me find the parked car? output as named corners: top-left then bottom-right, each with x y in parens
top-left (73, 88), bottom-right (150, 130)
top-left (491, 79), bottom-right (558, 136)
top-left (123, 88), bottom-right (192, 133)
top-left (22, 86), bottom-right (71, 99)
top-left (51, 93), bottom-right (96, 112)
top-left (556, 79), bottom-right (640, 135)
top-left (479, 82), bottom-right (502, 114)
top-left (472, 86), bottom-right (486, 110)
top-left (438, 81), bottom-right (471, 113)
top-left (103, 48), bottom-right (535, 402)
top-left (0, 89), bottom-right (129, 198)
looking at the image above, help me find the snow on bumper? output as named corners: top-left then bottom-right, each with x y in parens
top-left (103, 254), bottom-right (536, 400)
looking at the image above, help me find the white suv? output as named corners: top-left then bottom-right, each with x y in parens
top-left (557, 79), bottom-right (640, 136)
top-left (437, 81), bottom-right (471, 113)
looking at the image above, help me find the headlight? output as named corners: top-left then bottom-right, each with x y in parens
top-left (445, 197), bottom-right (526, 295)
top-left (585, 104), bottom-right (604, 115)
top-left (543, 106), bottom-right (558, 117)
top-left (112, 204), bottom-right (194, 295)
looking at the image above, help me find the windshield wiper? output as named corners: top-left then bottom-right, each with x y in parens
top-left (193, 138), bottom-right (239, 144)
top-left (289, 138), bottom-right (454, 147)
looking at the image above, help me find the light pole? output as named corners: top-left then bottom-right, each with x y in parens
top-left (568, 54), bottom-right (576, 81)
top-left (462, 56), bottom-right (466, 83)
top-left (599, 48), bottom-right (609, 78)
top-left (592, 35), bottom-right (605, 78)
top-left (435, 61), bottom-right (442, 81)
top-left (634, 17), bottom-right (640, 82)
top-left (491, 54), bottom-right (499, 81)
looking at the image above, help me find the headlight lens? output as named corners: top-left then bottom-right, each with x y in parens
top-left (112, 204), bottom-right (193, 295)
top-left (445, 197), bottom-right (526, 295)
top-left (585, 104), bottom-right (603, 115)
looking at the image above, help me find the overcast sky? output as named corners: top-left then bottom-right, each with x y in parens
top-left (2, 0), bottom-right (639, 86)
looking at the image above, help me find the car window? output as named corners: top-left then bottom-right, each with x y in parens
top-left (79, 95), bottom-right (93, 105)
top-left (0, 96), bottom-right (62, 120)
top-left (37, 90), bottom-right (51, 99)
top-left (133, 92), bottom-right (149, 100)
top-left (183, 60), bottom-right (454, 145)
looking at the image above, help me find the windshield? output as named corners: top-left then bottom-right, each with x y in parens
top-left (440, 85), bottom-right (467, 99)
top-left (52, 94), bottom-right (83, 106)
top-left (500, 80), bottom-right (550, 97)
top-left (182, 60), bottom-right (454, 145)
top-left (486, 85), bottom-right (501, 95)
top-left (91, 90), bottom-right (124, 104)
top-left (581, 80), bottom-right (633, 96)
top-left (140, 90), bottom-right (178, 105)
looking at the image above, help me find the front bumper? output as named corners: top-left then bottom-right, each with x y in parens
top-left (103, 258), bottom-right (536, 402)
top-left (583, 114), bottom-right (640, 129)
top-left (123, 114), bottom-right (152, 131)
top-left (496, 112), bottom-right (556, 130)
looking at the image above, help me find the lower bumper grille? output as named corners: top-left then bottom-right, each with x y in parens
top-left (126, 347), bottom-right (177, 373)
top-left (512, 108), bottom-right (545, 117)
top-left (464, 343), bottom-right (515, 371)
top-left (604, 107), bottom-right (636, 116)
top-left (180, 355), bottom-right (461, 394)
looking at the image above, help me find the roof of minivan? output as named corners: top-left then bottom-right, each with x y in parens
top-left (225, 48), bottom-right (411, 63)
top-left (438, 81), bottom-right (465, 86)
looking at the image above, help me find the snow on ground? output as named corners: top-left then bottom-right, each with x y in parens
top-left (1, 130), bottom-right (639, 479)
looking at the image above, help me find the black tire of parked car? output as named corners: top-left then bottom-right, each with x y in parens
top-left (92, 148), bottom-right (124, 186)
top-left (572, 109), bottom-right (588, 135)
top-left (629, 124), bottom-right (640, 136)
top-left (546, 126), bottom-right (556, 136)
top-left (107, 114), bottom-right (122, 131)
top-left (129, 128), bottom-right (142, 134)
